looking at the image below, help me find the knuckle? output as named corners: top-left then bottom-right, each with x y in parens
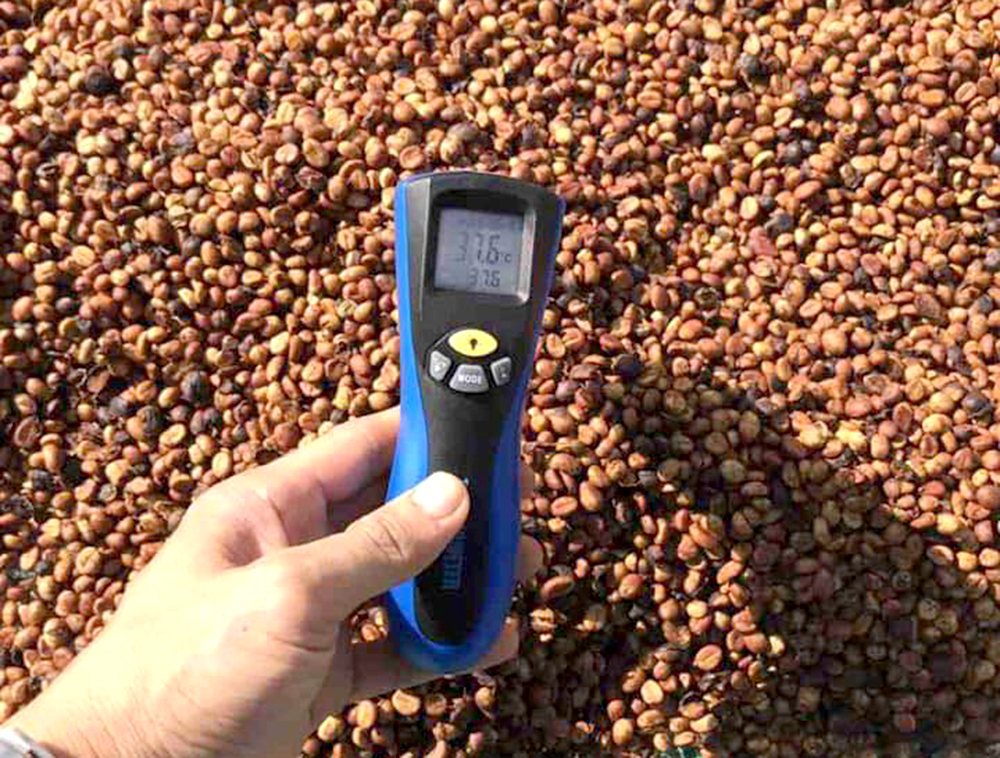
top-left (354, 512), bottom-right (412, 566)
top-left (186, 490), bottom-right (225, 522)
top-left (189, 477), bottom-right (246, 520)
top-left (259, 559), bottom-right (311, 613)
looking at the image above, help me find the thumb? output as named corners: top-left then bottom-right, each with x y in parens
top-left (288, 471), bottom-right (469, 618)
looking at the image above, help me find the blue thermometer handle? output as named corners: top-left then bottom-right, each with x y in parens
top-left (385, 172), bottom-right (563, 673)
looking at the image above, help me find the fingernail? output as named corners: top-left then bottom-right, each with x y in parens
top-left (411, 472), bottom-right (467, 518)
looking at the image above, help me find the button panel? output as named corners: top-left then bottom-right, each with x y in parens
top-left (425, 328), bottom-right (514, 395)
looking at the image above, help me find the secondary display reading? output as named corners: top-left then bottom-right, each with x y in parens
top-left (434, 208), bottom-right (524, 296)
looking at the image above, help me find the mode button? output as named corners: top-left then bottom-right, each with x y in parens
top-left (448, 364), bottom-right (489, 394)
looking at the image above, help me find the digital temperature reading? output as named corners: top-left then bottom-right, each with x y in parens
top-left (434, 208), bottom-right (524, 296)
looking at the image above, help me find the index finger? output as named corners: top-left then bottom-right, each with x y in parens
top-left (285, 406), bottom-right (400, 503)
top-left (189, 407), bottom-right (399, 548)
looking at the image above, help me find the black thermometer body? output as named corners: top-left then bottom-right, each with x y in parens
top-left (386, 171), bottom-right (564, 673)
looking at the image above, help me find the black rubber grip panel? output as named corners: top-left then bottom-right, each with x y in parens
top-left (413, 388), bottom-right (506, 643)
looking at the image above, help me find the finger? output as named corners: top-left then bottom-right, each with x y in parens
top-left (283, 472), bottom-right (469, 617)
top-left (189, 408), bottom-right (400, 547)
top-left (333, 459), bottom-right (528, 534)
top-left (334, 469), bottom-right (535, 556)
top-left (345, 618), bottom-right (520, 705)
top-left (331, 462), bottom-right (530, 536)
top-left (328, 494), bottom-right (540, 588)
top-left (517, 535), bottom-right (544, 583)
top-left (334, 465), bottom-right (530, 539)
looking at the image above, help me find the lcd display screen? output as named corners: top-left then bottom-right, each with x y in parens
top-left (433, 208), bottom-right (525, 296)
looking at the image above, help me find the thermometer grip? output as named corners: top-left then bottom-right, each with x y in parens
top-left (385, 386), bottom-right (524, 673)
top-left (384, 172), bottom-right (562, 674)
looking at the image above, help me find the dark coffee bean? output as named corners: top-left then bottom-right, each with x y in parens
top-left (83, 66), bottom-right (117, 96)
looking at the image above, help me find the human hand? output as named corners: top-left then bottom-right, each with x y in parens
top-left (8, 407), bottom-right (542, 758)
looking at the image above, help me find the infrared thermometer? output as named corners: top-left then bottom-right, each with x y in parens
top-left (386, 171), bottom-right (564, 673)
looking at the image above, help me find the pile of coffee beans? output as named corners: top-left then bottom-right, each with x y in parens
top-left (2, 0), bottom-right (1000, 756)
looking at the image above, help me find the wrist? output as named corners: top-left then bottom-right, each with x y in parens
top-left (5, 637), bottom-right (141, 758)
top-left (0, 727), bottom-right (57, 758)
top-left (7, 700), bottom-right (103, 758)
top-left (7, 713), bottom-right (84, 758)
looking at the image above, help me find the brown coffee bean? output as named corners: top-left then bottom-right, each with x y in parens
top-left (611, 719), bottom-right (634, 745)
top-left (390, 690), bottom-right (421, 718)
top-left (540, 575), bottom-right (574, 603)
top-left (978, 486), bottom-right (1000, 511)
top-left (693, 645), bottom-right (723, 671)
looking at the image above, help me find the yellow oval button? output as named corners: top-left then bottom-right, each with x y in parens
top-left (448, 329), bottom-right (498, 358)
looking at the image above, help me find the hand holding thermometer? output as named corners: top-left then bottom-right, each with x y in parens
top-left (386, 171), bottom-right (564, 673)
